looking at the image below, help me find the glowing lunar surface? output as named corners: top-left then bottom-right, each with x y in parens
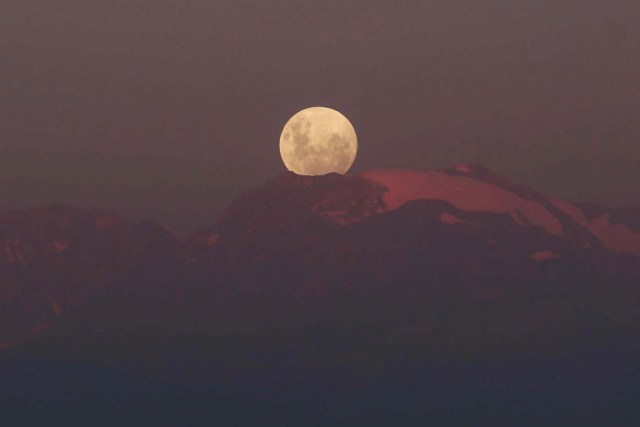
top-left (279, 107), bottom-right (358, 175)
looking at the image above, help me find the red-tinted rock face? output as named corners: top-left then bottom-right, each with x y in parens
top-left (1, 164), bottom-right (639, 351)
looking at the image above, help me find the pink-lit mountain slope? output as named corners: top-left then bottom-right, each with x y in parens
top-left (2, 164), bottom-right (639, 352)
top-left (363, 164), bottom-right (640, 254)
top-left (195, 163), bottom-right (640, 263)
top-left (177, 163), bottom-right (640, 323)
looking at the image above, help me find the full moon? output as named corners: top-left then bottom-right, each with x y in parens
top-left (279, 107), bottom-right (358, 176)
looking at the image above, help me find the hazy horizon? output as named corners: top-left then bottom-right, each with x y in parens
top-left (3, 0), bottom-right (639, 232)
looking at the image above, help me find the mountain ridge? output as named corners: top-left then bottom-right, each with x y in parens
top-left (1, 163), bottom-right (639, 351)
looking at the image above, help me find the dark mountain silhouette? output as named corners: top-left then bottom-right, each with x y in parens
top-left (2, 164), bottom-right (639, 349)
top-left (0, 206), bottom-right (179, 346)
top-left (2, 164), bottom-right (640, 424)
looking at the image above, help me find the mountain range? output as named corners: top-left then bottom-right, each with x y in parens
top-left (1, 163), bottom-right (639, 349)
top-left (2, 163), bottom-right (640, 424)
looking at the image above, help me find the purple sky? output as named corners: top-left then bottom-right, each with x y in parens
top-left (2, 0), bottom-right (639, 232)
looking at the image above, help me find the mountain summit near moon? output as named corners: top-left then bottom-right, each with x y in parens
top-left (279, 107), bottom-right (358, 176)
top-left (2, 163), bottom-right (640, 424)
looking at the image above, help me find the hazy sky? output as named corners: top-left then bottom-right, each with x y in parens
top-left (2, 0), bottom-right (639, 232)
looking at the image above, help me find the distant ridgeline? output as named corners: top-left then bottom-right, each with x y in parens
top-left (1, 163), bottom-right (639, 360)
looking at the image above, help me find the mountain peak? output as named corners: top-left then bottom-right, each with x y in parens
top-left (359, 167), bottom-right (565, 236)
top-left (442, 162), bottom-right (495, 176)
top-left (217, 170), bottom-right (387, 228)
top-left (211, 166), bottom-right (640, 255)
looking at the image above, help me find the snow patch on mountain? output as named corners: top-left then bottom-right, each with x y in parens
top-left (310, 188), bottom-right (386, 224)
top-left (453, 163), bottom-right (472, 174)
top-left (440, 212), bottom-right (477, 226)
top-left (552, 199), bottom-right (640, 254)
top-left (361, 169), bottom-right (564, 236)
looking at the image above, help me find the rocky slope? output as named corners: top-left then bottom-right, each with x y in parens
top-left (0, 206), bottom-right (178, 347)
top-left (1, 164), bottom-right (639, 354)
